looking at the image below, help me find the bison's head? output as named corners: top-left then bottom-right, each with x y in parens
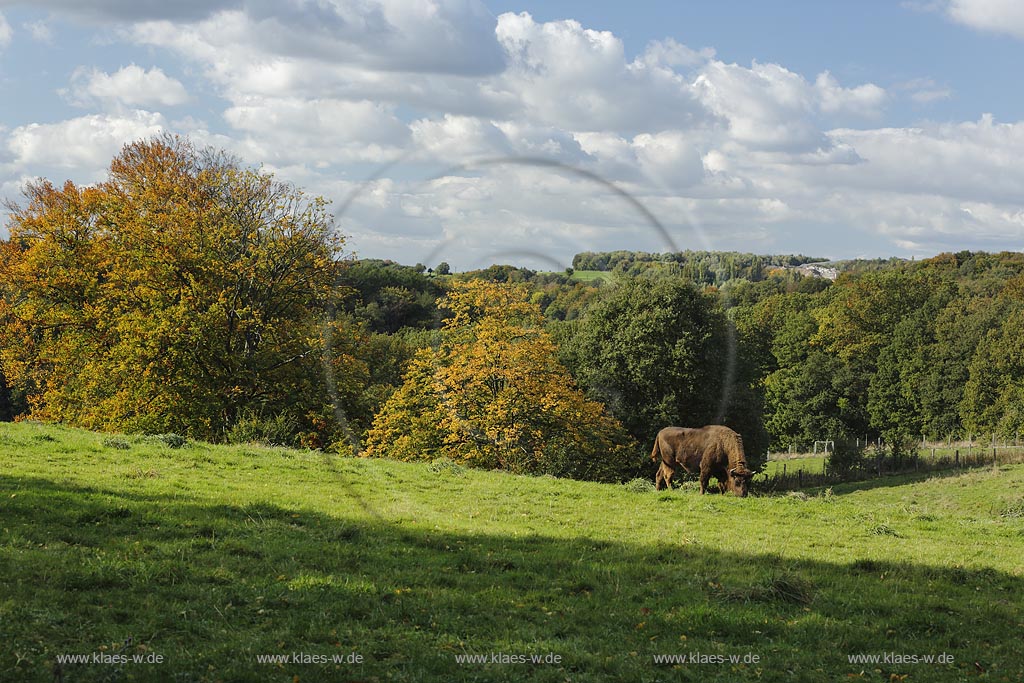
top-left (727, 465), bottom-right (754, 497)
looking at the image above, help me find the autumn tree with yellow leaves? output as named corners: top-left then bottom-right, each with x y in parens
top-left (0, 135), bottom-right (366, 445)
top-left (363, 280), bottom-right (640, 481)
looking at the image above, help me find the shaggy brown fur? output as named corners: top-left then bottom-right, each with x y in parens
top-left (651, 425), bottom-right (754, 496)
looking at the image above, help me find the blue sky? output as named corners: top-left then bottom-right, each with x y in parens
top-left (486, 1), bottom-right (1023, 123)
top-left (1, 0), bottom-right (1023, 269)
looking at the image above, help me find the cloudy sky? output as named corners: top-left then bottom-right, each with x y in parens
top-left (1, 0), bottom-right (1023, 269)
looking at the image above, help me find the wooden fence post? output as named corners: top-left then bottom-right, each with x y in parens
top-left (955, 449), bottom-right (959, 467)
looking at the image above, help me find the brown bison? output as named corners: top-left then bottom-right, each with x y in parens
top-left (651, 425), bottom-right (754, 496)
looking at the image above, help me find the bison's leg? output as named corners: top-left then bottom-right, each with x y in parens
top-left (655, 462), bottom-right (674, 490)
top-left (699, 469), bottom-right (711, 494)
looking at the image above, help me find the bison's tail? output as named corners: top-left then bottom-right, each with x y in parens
top-left (650, 436), bottom-right (661, 462)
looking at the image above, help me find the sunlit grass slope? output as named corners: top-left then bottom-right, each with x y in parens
top-left (1, 421), bottom-right (1022, 682)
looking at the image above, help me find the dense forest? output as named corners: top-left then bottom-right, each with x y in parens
top-left (572, 249), bottom-right (828, 284)
top-left (3, 137), bottom-right (1024, 481)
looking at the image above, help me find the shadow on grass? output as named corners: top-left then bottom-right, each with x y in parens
top-left (0, 474), bottom-right (1021, 682)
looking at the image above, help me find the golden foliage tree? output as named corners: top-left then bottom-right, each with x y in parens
top-left (0, 135), bottom-right (363, 443)
top-left (363, 280), bottom-right (639, 481)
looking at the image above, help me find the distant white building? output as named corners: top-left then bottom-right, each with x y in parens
top-left (796, 264), bottom-right (838, 280)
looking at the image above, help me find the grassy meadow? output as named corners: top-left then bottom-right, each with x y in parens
top-left (567, 270), bottom-right (617, 284)
top-left (762, 455), bottom-right (827, 477)
top-left (1, 421), bottom-right (1023, 682)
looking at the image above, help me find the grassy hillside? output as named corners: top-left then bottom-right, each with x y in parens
top-left (1, 422), bottom-right (1022, 682)
top-left (568, 269), bottom-right (616, 283)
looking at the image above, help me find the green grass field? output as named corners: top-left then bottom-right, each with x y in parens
top-left (2, 422), bottom-right (1023, 682)
top-left (569, 270), bottom-right (616, 283)
top-left (762, 455), bottom-right (827, 477)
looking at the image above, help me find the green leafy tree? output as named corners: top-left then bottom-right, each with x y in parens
top-left (338, 259), bottom-right (445, 333)
top-left (961, 303), bottom-right (1024, 438)
top-left (557, 278), bottom-right (767, 463)
top-left (867, 281), bottom-right (956, 446)
top-left (809, 269), bottom-right (936, 441)
top-left (919, 293), bottom-right (1012, 439)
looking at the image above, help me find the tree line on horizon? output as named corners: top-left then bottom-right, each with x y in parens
top-left (2, 136), bottom-right (1023, 481)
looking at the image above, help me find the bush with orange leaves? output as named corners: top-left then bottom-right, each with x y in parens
top-left (363, 280), bottom-right (640, 481)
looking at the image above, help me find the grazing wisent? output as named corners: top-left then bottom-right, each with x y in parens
top-left (651, 425), bottom-right (754, 496)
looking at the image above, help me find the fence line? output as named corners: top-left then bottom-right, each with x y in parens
top-left (756, 445), bottom-right (1024, 494)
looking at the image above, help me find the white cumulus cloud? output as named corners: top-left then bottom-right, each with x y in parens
top-left (823, 115), bottom-right (1024, 204)
top-left (128, 0), bottom-right (504, 79)
top-left (947, 0), bottom-right (1024, 39)
top-left (815, 71), bottom-right (886, 117)
top-left (494, 12), bottom-right (706, 133)
top-left (695, 61), bottom-right (821, 151)
top-left (222, 96), bottom-right (410, 165)
top-left (5, 110), bottom-right (166, 170)
top-left (632, 131), bottom-right (706, 188)
top-left (695, 63), bottom-right (886, 152)
top-left (411, 115), bottom-right (512, 160)
top-left (66, 65), bottom-right (189, 108)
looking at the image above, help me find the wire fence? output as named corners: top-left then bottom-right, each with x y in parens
top-left (754, 445), bottom-right (1024, 494)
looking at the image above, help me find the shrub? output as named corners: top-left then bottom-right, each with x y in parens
top-left (1000, 500), bottom-right (1024, 519)
top-left (102, 436), bottom-right (131, 450)
top-left (870, 523), bottom-right (902, 537)
top-left (226, 411), bottom-right (297, 447)
top-left (156, 433), bottom-right (188, 449)
top-left (763, 572), bottom-right (815, 605)
top-left (623, 478), bottom-right (655, 493)
top-left (827, 438), bottom-right (867, 475)
top-left (716, 571), bottom-right (815, 605)
top-left (428, 457), bottom-right (466, 477)
top-left (124, 467), bottom-right (159, 479)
